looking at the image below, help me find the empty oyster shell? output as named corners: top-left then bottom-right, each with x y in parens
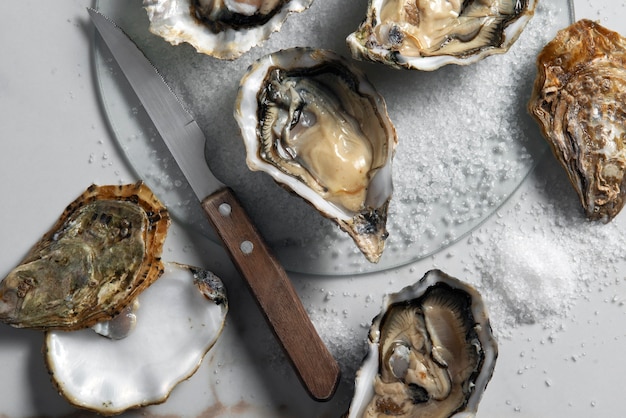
top-left (0, 182), bottom-right (170, 330)
top-left (346, 0), bottom-right (537, 70)
top-left (143, 0), bottom-right (314, 59)
top-left (347, 270), bottom-right (497, 418)
top-left (528, 19), bottom-right (626, 222)
top-left (234, 47), bottom-right (397, 263)
top-left (45, 262), bottom-right (228, 416)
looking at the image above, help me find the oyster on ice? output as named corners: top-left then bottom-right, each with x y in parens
top-left (347, 270), bottom-right (497, 418)
top-left (45, 263), bottom-right (228, 415)
top-left (0, 182), bottom-right (170, 330)
top-left (143, 0), bottom-right (314, 59)
top-left (528, 19), bottom-right (626, 222)
top-left (234, 47), bottom-right (397, 263)
top-left (346, 0), bottom-right (537, 70)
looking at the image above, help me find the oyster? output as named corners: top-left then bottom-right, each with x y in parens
top-left (346, 0), bottom-right (537, 70)
top-left (0, 182), bottom-right (170, 330)
top-left (528, 19), bottom-right (626, 222)
top-left (347, 270), bottom-right (497, 418)
top-left (45, 263), bottom-right (228, 415)
top-left (234, 47), bottom-right (397, 263)
top-left (143, 0), bottom-right (314, 59)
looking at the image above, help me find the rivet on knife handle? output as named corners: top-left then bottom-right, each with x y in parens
top-left (202, 187), bottom-right (341, 401)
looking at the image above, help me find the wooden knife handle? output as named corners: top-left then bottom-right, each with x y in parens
top-left (201, 187), bottom-right (340, 401)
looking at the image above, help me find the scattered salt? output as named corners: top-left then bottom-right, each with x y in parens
top-left (463, 152), bottom-right (626, 338)
top-left (122, 0), bottom-right (571, 274)
top-left (99, 3), bottom-right (625, 412)
top-left (307, 305), bottom-right (368, 388)
top-left (474, 227), bottom-right (576, 329)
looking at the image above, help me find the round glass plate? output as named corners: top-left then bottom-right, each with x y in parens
top-left (94, 0), bottom-right (573, 275)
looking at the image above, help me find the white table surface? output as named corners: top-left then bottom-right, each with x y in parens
top-left (1, 1), bottom-right (625, 417)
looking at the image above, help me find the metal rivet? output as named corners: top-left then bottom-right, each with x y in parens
top-left (240, 240), bottom-right (254, 254)
top-left (218, 203), bottom-right (231, 217)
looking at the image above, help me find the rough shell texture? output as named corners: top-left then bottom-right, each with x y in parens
top-left (346, 269), bottom-right (498, 418)
top-left (143, 0), bottom-right (314, 60)
top-left (528, 19), bottom-right (626, 223)
top-left (346, 0), bottom-right (537, 70)
top-left (235, 47), bottom-right (397, 263)
top-left (0, 182), bottom-right (170, 330)
top-left (45, 262), bottom-right (228, 416)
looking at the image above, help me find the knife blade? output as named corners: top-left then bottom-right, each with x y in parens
top-left (87, 8), bottom-right (340, 401)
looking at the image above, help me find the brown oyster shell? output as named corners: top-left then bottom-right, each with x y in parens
top-left (528, 19), bottom-right (626, 222)
top-left (0, 182), bottom-right (170, 330)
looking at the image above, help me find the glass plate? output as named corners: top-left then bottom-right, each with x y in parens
top-left (94, 0), bottom-right (574, 275)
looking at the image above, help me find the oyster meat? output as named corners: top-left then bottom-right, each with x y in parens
top-left (235, 47), bottom-right (397, 263)
top-left (143, 0), bottom-right (314, 59)
top-left (346, 0), bottom-right (537, 70)
top-left (528, 19), bottom-right (626, 222)
top-left (0, 182), bottom-right (170, 330)
top-left (45, 263), bottom-right (228, 415)
top-left (347, 270), bottom-right (497, 418)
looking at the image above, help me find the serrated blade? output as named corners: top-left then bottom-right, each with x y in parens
top-left (88, 8), bottom-right (223, 200)
top-left (88, 7), bottom-right (340, 402)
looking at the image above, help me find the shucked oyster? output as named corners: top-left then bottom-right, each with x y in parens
top-left (45, 263), bottom-right (228, 415)
top-left (528, 19), bottom-right (626, 222)
top-left (0, 182), bottom-right (170, 330)
top-left (143, 0), bottom-right (314, 59)
top-left (347, 270), bottom-right (497, 418)
top-left (346, 0), bottom-right (537, 70)
top-left (234, 47), bottom-right (397, 263)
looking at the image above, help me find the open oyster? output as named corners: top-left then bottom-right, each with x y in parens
top-left (528, 19), bottom-right (626, 222)
top-left (45, 263), bottom-right (228, 415)
top-left (347, 270), bottom-right (497, 418)
top-left (234, 47), bottom-right (397, 263)
top-left (0, 182), bottom-right (170, 330)
top-left (346, 0), bottom-right (537, 70)
top-left (143, 0), bottom-right (314, 59)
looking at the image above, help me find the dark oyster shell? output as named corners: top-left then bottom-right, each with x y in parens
top-left (0, 182), bottom-right (170, 330)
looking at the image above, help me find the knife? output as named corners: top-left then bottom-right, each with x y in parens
top-left (87, 8), bottom-right (340, 401)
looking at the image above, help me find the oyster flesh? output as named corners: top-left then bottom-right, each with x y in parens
top-left (234, 47), bottom-right (397, 263)
top-left (528, 19), bottom-right (626, 222)
top-left (346, 0), bottom-right (537, 70)
top-left (0, 182), bottom-right (170, 330)
top-left (45, 263), bottom-right (228, 415)
top-left (143, 0), bottom-right (314, 59)
top-left (347, 270), bottom-right (497, 418)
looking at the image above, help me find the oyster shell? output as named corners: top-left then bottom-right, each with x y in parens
top-left (346, 0), bottom-right (537, 70)
top-left (528, 19), bottom-right (626, 222)
top-left (347, 270), bottom-right (497, 418)
top-left (45, 262), bottom-right (228, 416)
top-left (234, 47), bottom-right (397, 263)
top-left (143, 0), bottom-right (314, 59)
top-left (0, 182), bottom-right (170, 330)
